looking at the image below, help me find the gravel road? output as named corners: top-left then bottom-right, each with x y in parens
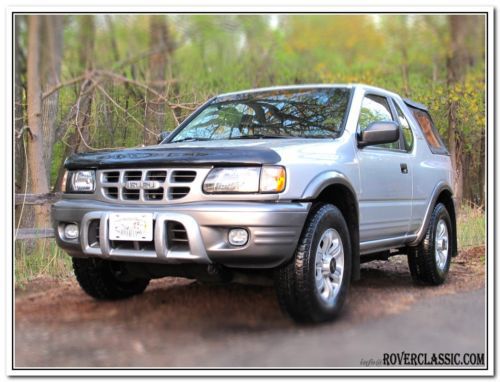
top-left (14, 246), bottom-right (485, 368)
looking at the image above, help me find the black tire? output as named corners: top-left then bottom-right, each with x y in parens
top-left (73, 257), bottom-right (150, 300)
top-left (408, 203), bottom-right (455, 285)
top-left (274, 203), bottom-right (352, 323)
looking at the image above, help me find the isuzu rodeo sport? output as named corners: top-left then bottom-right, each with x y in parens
top-left (53, 84), bottom-right (457, 323)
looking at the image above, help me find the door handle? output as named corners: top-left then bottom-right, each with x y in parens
top-left (400, 163), bottom-right (408, 174)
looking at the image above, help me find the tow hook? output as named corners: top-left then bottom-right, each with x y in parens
top-left (207, 264), bottom-right (232, 283)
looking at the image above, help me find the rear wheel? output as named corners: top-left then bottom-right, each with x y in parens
top-left (274, 204), bottom-right (352, 323)
top-left (73, 257), bottom-right (150, 300)
top-left (408, 203), bottom-right (455, 285)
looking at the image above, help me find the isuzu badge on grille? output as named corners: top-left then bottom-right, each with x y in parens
top-left (125, 180), bottom-right (161, 190)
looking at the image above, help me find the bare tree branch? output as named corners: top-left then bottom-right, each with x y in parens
top-left (96, 70), bottom-right (198, 110)
top-left (93, 81), bottom-right (159, 137)
top-left (41, 74), bottom-right (86, 100)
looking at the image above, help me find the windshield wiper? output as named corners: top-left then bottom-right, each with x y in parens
top-left (230, 134), bottom-right (295, 140)
top-left (171, 137), bottom-right (211, 143)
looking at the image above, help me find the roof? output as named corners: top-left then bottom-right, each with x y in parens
top-left (214, 84), bottom-right (429, 110)
top-left (215, 84), bottom-right (354, 101)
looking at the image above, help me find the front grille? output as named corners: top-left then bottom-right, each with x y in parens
top-left (146, 170), bottom-right (167, 182)
top-left (144, 187), bottom-right (164, 201)
top-left (109, 239), bottom-right (156, 251)
top-left (123, 188), bottom-right (140, 200)
top-left (88, 220), bottom-right (100, 248)
top-left (103, 171), bottom-right (120, 183)
top-left (168, 187), bottom-right (191, 200)
top-left (105, 187), bottom-right (119, 199)
top-left (171, 170), bottom-right (196, 183)
top-left (99, 168), bottom-right (200, 203)
top-left (167, 221), bottom-right (189, 251)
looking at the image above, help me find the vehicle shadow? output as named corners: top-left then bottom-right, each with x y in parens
top-left (16, 254), bottom-right (475, 332)
top-left (124, 256), bottom-right (417, 331)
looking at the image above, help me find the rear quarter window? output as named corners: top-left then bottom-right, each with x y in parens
top-left (407, 106), bottom-right (449, 155)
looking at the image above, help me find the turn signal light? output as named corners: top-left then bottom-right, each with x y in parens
top-left (260, 166), bottom-right (286, 193)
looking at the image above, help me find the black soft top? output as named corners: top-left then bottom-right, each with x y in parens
top-left (403, 98), bottom-right (428, 111)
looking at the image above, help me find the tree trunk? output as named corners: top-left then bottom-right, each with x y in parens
top-left (53, 17), bottom-right (96, 191)
top-left (399, 17), bottom-right (410, 98)
top-left (105, 15), bottom-right (120, 62)
top-left (144, 16), bottom-right (170, 145)
top-left (14, 17), bottom-right (25, 195)
top-left (432, 55), bottom-right (439, 85)
top-left (447, 15), bottom-right (470, 206)
top-left (401, 55), bottom-right (410, 97)
top-left (478, 129), bottom-right (485, 207)
top-left (395, 16), bottom-right (411, 97)
top-left (40, 15), bottom-right (64, 182)
top-left (76, 15), bottom-right (95, 151)
top-left (26, 15), bottom-right (51, 228)
top-left (14, 16), bottom-right (33, 229)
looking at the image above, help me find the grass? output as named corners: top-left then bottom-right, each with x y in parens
top-left (456, 204), bottom-right (486, 249)
top-left (14, 205), bottom-right (485, 287)
top-left (15, 239), bottom-right (73, 288)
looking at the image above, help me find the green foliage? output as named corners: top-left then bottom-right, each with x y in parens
top-left (14, 14), bottom-right (486, 287)
top-left (16, 14), bottom-right (486, 202)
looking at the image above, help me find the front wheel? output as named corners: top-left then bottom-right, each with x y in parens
top-left (73, 257), bottom-right (150, 300)
top-left (274, 204), bottom-right (352, 323)
top-left (408, 202), bottom-right (455, 285)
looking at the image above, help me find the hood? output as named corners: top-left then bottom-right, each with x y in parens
top-left (64, 141), bottom-right (289, 170)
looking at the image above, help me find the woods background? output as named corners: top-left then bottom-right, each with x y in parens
top-left (14, 14), bottom-right (486, 233)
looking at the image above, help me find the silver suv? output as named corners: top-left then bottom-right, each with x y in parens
top-left (53, 84), bottom-right (457, 323)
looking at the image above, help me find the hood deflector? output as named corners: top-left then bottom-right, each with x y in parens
top-left (65, 146), bottom-right (281, 170)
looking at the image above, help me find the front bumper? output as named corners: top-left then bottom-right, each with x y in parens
top-left (52, 199), bottom-right (310, 268)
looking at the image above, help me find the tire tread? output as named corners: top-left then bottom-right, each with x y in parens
top-left (408, 203), bottom-right (453, 285)
top-left (73, 258), bottom-right (149, 300)
top-left (275, 203), bottom-right (351, 323)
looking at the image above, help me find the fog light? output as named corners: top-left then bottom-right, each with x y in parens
top-left (228, 228), bottom-right (249, 246)
top-left (64, 224), bottom-right (79, 240)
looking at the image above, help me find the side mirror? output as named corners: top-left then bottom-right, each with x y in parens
top-left (358, 121), bottom-right (400, 148)
top-left (157, 131), bottom-right (170, 144)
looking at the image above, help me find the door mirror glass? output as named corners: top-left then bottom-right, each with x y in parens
top-left (358, 121), bottom-right (400, 148)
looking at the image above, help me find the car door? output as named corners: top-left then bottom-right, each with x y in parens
top-left (356, 93), bottom-right (413, 243)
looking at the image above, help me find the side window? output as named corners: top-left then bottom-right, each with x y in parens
top-left (394, 103), bottom-right (414, 151)
top-left (358, 94), bottom-right (399, 150)
top-left (408, 107), bottom-right (448, 155)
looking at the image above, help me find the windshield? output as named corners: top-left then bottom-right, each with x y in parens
top-left (169, 87), bottom-right (351, 142)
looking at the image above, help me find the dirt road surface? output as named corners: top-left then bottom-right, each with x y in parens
top-left (15, 247), bottom-right (486, 368)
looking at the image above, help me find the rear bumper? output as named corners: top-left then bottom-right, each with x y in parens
top-left (52, 199), bottom-right (310, 268)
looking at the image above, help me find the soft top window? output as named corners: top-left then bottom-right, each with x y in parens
top-left (405, 102), bottom-right (448, 155)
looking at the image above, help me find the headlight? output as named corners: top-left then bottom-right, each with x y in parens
top-left (203, 166), bottom-right (286, 194)
top-left (66, 170), bottom-right (95, 193)
top-left (203, 167), bottom-right (260, 193)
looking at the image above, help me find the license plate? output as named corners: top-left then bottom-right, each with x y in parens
top-left (109, 213), bottom-right (153, 241)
